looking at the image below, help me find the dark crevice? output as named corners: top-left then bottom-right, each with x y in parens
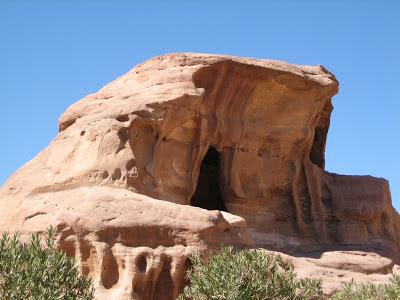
top-left (309, 101), bottom-right (333, 169)
top-left (309, 125), bottom-right (327, 168)
top-left (190, 147), bottom-right (227, 211)
top-left (136, 254), bottom-right (147, 273)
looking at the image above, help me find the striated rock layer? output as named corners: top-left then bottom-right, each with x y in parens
top-left (0, 53), bottom-right (399, 299)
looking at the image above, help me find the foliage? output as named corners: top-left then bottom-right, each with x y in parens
top-left (331, 274), bottom-right (400, 300)
top-left (178, 246), bottom-right (322, 300)
top-left (0, 227), bottom-right (94, 300)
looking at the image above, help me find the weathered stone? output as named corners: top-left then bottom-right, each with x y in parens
top-left (272, 250), bottom-right (398, 295)
top-left (0, 53), bottom-right (399, 299)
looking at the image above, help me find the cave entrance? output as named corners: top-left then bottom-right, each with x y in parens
top-left (190, 147), bottom-right (227, 211)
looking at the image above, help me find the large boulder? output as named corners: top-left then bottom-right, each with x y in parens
top-left (0, 53), bottom-right (399, 299)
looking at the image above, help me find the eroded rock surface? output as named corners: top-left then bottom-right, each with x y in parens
top-left (0, 53), bottom-right (399, 299)
top-left (270, 249), bottom-right (400, 295)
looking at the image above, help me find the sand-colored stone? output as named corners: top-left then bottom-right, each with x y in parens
top-left (0, 53), bottom-right (399, 299)
top-left (273, 250), bottom-right (399, 295)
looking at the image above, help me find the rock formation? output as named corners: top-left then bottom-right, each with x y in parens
top-left (0, 53), bottom-right (399, 299)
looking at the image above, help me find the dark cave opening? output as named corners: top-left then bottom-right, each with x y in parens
top-left (190, 147), bottom-right (227, 211)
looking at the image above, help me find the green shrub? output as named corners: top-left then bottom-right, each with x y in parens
top-left (331, 274), bottom-right (400, 300)
top-left (0, 227), bottom-right (94, 300)
top-left (178, 246), bottom-right (322, 300)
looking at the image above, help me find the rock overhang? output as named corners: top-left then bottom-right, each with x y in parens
top-left (52, 54), bottom-right (398, 254)
top-left (1, 53), bottom-right (399, 300)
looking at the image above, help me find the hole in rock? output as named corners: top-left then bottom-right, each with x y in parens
top-left (101, 250), bottom-right (119, 289)
top-left (116, 114), bottom-right (129, 122)
top-left (137, 255), bottom-right (147, 273)
top-left (190, 147), bottom-right (227, 211)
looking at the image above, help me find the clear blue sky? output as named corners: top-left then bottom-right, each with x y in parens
top-left (1, 1), bottom-right (399, 211)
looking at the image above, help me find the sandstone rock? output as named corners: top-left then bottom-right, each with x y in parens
top-left (0, 53), bottom-right (399, 299)
top-left (270, 250), bottom-right (399, 295)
